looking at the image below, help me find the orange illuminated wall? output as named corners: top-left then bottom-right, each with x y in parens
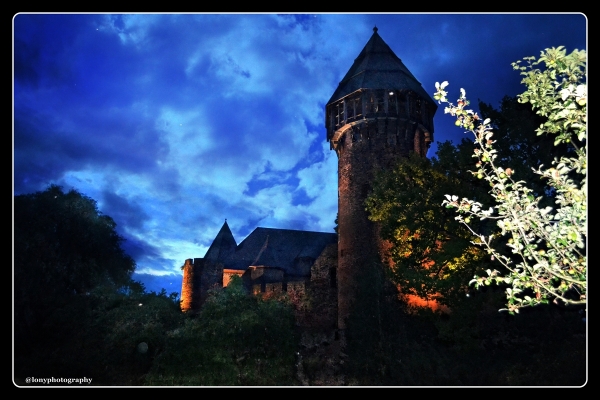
top-left (223, 269), bottom-right (244, 287)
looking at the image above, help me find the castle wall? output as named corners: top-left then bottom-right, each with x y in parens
top-left (223, 269), bottom-right (244, 287)
top-left (180, 258), bottom-right (203, 312)
top-left (198, 258), bottom-right (224, 305)
top-left (334, 111), bottom-right (432, 329)
top-left (303, 243), bottom-right (338, 333)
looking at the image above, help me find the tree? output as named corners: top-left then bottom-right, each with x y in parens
top-left (478, 96), bottom-right (574, 208)
top-left (436, 47), bottom-right (586, 313)
top-left (366, 151), bottom-right (491, 308)
top-left (14, 184), bottom-right (135, 311)
top-left (14, 185), bottom-right (138, 381)
top-left (14, 184), bottom-right (135, 294)
top-left (146, 276), bottom-right (299, 385)
top-left (86, 284), bottom-right (184, 384)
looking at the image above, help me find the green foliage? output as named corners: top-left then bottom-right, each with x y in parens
top-left (436, 47), bottom-right (587, 313)
top-left (87, 285), bottom-right (184, 384)
top-left (365, 150), bottom-right (490, 308)
top-left (364, 100), bottom-right (561, 308)
top-left (478, 96), bottom-right (573, 206)
top-left (515, 47), bottom-right (587, 144)
top-left (334, 213), bottom-right (339, 234)
top-left (145, 276), bottom-right (299, 386)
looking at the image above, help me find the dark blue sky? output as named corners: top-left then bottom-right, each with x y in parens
top-left (13, 13), bottom-right (587, 295)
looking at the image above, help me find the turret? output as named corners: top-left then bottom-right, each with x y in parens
top-left (327, 27), bottom-right (437, 330)
top-left (180, 220), bottom-right (237, 311)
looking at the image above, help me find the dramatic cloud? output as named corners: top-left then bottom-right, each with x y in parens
top-left (13, 13), bottom-right (586, 295)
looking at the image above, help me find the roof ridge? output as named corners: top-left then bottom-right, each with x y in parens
top-left (254, 226), bottom-right (336, 235)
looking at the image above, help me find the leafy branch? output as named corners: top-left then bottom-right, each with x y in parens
top-left (435, 47), bottom-right (586, 314)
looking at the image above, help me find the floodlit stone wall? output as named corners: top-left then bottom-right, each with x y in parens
top-left (331, 91), bottom-right (434, 329)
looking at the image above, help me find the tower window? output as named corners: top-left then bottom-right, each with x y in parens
top-left (329, 109), bottom-right (335, 131)
top-left (397, 93), bottom-right (407, 117)
top-left (347, 98), bottom-right (354, 119)
top-left (368, 94), bottom-right (376, 113)
top-left (336, 103), bottom-right (344, 128)
top-left (388, 91), bottom-right (397, 114)
top-left (376, 90), bottom-right (385, 113)
top-left (354, 97), bottom-right (362, 118)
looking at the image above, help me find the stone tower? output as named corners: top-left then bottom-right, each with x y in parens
top-left (326, 27), bottom-right (437, 330)
top-left (180, 220), bottom-right (237, 312)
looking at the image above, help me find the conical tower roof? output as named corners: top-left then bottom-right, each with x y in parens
top-left (204, 220), bottom-right (237, 262)
top-left (327, 26), bottom-right (435, 106)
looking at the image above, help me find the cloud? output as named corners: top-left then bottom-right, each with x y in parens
top-left (99, 14), bottom-right (163, 49)
top-left (294, 141), bottom-right (338, 232)
top-left (101, 189), bottom-right (150, 230)
top-left (14, 13), bottom-right (586, 298)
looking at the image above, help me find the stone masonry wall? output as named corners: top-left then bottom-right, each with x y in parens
top-left (180, 258), bottom-right (203, 312)
top-left (302, 243), bottom-right (338, 333)
top-left (335, 115), bottom-right (430, 329)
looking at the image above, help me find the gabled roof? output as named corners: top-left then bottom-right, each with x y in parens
top-left (222, 227), bottom-right (337, 277)
top-left (327, 27), bottom-right (435, 106)
top-left (203, 220), bottom-right (237, 263)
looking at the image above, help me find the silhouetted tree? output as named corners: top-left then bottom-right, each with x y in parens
top-left (14, 185), bottom-right (138, 382)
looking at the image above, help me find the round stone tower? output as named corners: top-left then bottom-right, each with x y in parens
top-left (326, 27), bottom-right (437, 330)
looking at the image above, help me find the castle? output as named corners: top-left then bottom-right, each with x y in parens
top-left (180, 27), bottom-right (437, 333)
top-left (180, 223), bottom-right (337, 312)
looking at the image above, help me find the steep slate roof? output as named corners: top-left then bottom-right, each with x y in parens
top-left (222, 227), bottom-right (337, 277)
top-left (250, 235), bottom-right (279, 268)
top-left (204, 220), bottom-right (237, 263)
top-left (327, 27), bottom-right (435, 107)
